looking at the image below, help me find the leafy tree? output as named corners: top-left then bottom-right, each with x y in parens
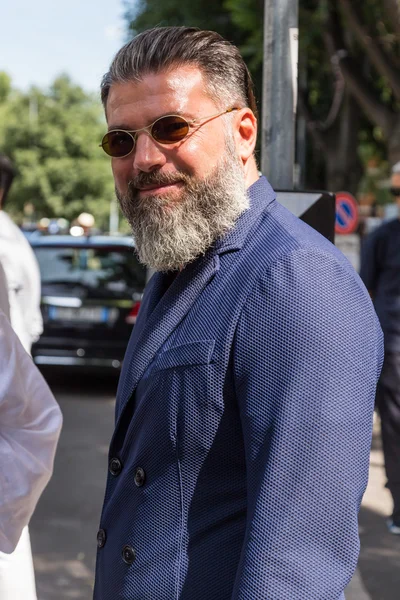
top-left (297, 1), bottom-right (366, 192)
top-left (0, 74), bottom-right (115, 228)
top-left (322, 0), bottom-right (400, 167)
top-left (123, 0), bottom-right (400, 194)
top-left (123, 0), bottom-right (263, 109)
top-left (124, 0), bottom-right (236, 41)
top-left (0, 73), bottom-right (12, 104)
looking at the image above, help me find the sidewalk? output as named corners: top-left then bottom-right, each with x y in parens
top-left (345, 417), bottom-right (400, 600)
top-left (346, 570), bottom-right (371, 600)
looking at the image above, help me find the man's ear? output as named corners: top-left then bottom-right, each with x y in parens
top-left (233, 108), bottom-right (258, 165)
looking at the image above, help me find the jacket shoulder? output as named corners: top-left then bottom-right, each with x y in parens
top-left (244, 199), bottom-right (353, 278)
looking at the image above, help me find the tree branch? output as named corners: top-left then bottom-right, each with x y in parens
top-left (297, 91), bottom-right (329, 154)
top-left (382, 0), bottom-right (400, 36)
top-left (324, 2), bottom-right (395, 136)
top-left (317, 63), bottom-right (345, 131)
top-left (338, 0), bottom-right (400, 100)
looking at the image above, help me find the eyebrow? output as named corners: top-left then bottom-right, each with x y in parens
top-left (107, 124), bottom-right (134, 132)
top-left (107, 111), bottom-right (193, 132)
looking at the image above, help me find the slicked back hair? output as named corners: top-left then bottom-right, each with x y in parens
top-left (0, 154), bottom-right (15, 208)
top-left (101, 27), bottom-right (258, 120)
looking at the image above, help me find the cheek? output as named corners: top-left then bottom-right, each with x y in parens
top-left (177, 135), bottom-right (225, 176)
top-left (112, 160), bottom-right (131, 193)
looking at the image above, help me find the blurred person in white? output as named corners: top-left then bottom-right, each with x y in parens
top-left (0, 261), bottom-right (10, 321)
top-left (0, 154), bottom-right (43, 353)
top-left (0, 155), bottom-right (61, 599)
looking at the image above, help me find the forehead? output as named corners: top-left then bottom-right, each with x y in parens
top-left (106, 65), bottom-right (217, 126)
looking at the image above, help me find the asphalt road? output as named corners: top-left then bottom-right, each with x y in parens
top-left (30, 371), bottom-right (117, 600)
top-left (29, 372), bottom-right (399, 600)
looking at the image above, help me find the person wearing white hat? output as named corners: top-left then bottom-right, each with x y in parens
top-left (0, 155), bottom-right (43, 353)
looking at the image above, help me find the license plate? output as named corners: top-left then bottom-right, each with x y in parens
top-left (48, 306), bottom-right (113, 323)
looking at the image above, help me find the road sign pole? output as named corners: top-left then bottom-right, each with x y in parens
top-left (261, 0), bottom-right (299, 189)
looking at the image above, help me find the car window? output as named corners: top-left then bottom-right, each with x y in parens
top-left (34, 246), bottom-right (146, 292)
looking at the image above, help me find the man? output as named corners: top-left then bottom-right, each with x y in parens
top-left (0, 154), bottom-right (43, 353)
top-left (360, 161), bottom-right (400, 535)
top-left (0, 154), bottom-right (45, 598)
top-left (95, 27), bottom-right (383, 599)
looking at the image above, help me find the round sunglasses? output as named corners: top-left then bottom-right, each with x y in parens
top-left (100, 107), bottom-right (238, 158)
top-left (390, 187), bottom-right (400, 197)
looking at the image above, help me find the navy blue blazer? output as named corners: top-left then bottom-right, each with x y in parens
top-left (94, 177), bottom-right (383, 599)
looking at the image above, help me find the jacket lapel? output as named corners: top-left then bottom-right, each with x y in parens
top-left (123, 271), bottom-right (170, 361)
top-left (118, 252), bottom-right (219, 413)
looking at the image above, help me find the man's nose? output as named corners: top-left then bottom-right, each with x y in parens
top-left (132, 131), bottom-right (167, 173)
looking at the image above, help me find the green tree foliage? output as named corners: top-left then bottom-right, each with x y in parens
top-left (123, 0), bottom-right (400, 192)
top-left (0, 74), bottom-right (115, 228)
top-left (323, 0), bottom-right (400, 166)
top-left (123, 0), bottom-right (263, 99)
top-left (125, 0), bottom-right (235, 41)
top-left (0, 73), bottom-right (12, 104)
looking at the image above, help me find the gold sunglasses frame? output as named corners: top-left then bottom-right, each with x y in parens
top-left (100, 107), bottom-right (238, 158)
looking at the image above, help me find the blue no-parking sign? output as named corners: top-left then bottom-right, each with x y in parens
top-left (335, 191), bottom-right (359, 235)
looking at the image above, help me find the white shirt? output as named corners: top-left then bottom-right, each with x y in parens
top-left (0, 309), bottom-right (62, 553)
top-left (0, 271), bottom-right (62, 553)
top-left (0, 212), bottom-right (43, 353)
top-left (0, 262), bottom-right (10, 321)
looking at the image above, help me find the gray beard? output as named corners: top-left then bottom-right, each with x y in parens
top-left (116, 148), bottom-right (249, 272)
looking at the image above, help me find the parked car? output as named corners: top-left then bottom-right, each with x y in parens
top-left (31, 235), bottom-right (148, 372)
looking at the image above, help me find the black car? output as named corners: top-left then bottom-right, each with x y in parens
top-left (31, 235), bottom-right (148, 372)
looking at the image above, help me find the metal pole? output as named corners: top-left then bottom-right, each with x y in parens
top-left (296, 53), bottom-right (308, 189)
top-left (261, 0), bottom-right (299, 189)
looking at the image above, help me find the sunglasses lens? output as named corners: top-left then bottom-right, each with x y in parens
top-left (390, 187), bottom-right (400, 197)
top-left (102, 131), bottom-right (134, 157)
top-left (152, 116), bottom-right (189, 144)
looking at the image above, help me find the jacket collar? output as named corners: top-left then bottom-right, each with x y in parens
top-left (211, 175), bottom-right (275, 255)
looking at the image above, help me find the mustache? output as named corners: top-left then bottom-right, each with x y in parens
top-left (128, 170), bottom-right (192, 190)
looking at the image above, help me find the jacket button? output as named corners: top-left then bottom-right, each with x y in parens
top-left (109, 457), bottom-right (122, 477)
top-left (97, 529), bottom-right (106, 549)
top-left (122, 545), bottom-right (136, 565)
top-left (134, 467), bottom-right (146, 487)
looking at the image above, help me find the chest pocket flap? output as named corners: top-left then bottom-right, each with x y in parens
top-left (152, 339), bottom-right (215, 372)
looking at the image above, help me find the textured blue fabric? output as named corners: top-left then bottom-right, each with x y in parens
top-left (94, 176), bottom-right (383, 600)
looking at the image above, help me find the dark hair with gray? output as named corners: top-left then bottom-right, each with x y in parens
top-left (101, 26), bottom-right (258, 120)
top-left (0, 154), bottom-right (15, 207)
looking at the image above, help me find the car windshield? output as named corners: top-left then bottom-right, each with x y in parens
top-left (34, 246), bottom-right (146, 292)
